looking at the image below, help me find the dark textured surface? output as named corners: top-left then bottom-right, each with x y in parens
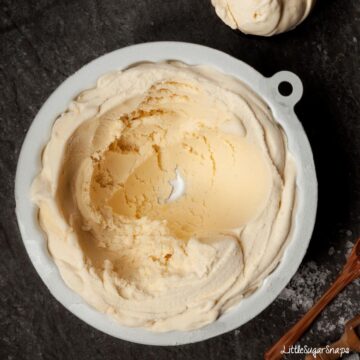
top-left (1, 0), bottom-right (359, 359)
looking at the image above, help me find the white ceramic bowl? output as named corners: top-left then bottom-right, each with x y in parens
top-left (15, 42), bottom-right (317, 345)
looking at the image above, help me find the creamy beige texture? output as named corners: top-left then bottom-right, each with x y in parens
top-left (32, 62), bottom-right (296, 331)
top-left (211, 0), bottom-right (316, 36)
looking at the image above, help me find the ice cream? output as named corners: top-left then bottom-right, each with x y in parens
top-left (211, 0), bottom-right (316, 36)
top-left (31, 61), bottom-right (296, 331)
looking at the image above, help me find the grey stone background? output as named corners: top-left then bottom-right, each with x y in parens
top-left (0, 0), bottom-right (359, 359)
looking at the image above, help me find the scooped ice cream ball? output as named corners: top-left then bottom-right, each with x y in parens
top-left (211, 0), bottom-right (316, 36)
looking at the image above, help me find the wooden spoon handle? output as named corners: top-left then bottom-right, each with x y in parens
top-left (264, 271), bottom-right (357, 360)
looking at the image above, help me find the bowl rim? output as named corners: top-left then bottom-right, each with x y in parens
top-left (15, 41), bottom-right (318, 346)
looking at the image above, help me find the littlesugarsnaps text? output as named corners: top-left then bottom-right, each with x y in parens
top-left (281, 345), bottom-right (350, 358)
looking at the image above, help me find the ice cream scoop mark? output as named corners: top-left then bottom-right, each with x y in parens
top-left (166, 168), bottom-right (185, 203)
top-left (134, 174), bottom-right (146, 184)
top-left (226, 3), bottom-right (240, 28)
top-left (162, 80), bottom-right (198, 91)
top-left (164, 253), bottom-right (172, 262)
top-left (152, 144), bottom-right (164, 170)
top-left (202, 135), bottom-right (216, 180)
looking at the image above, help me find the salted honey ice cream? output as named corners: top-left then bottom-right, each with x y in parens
top-left (211, 0), bottom-right (316, 36)
top-left (32, 62), bottom-right (296, 331)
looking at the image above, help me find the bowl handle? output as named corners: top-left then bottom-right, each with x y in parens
top-left (261, 71), bottom-right (304, 109)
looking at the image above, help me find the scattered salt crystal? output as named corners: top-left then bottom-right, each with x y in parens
top-left (345, 354), bottom-right (359, 360)
top-left (316, 321), bottom-right (336, 333)
top-left (328, 247), bottom-right (335, 256)
top-left (345, 241), bottom-right (354, 248)
top-left (346, 230), bottom-right (353, 236)
top-left (338, 316), bottom-right (346, 326)
top-left (345, 241), bottom-right (354, 259)
top-left (278, 261), bottom-right (330, 312)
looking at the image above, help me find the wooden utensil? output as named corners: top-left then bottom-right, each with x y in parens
top-left (305, 314), bottom-right (360, 360)
top-left (264, 238), bottom-right (360, 360)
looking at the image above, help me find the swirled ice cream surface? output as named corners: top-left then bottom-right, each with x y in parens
top-left (32, 61), bottom-right (296, 331)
